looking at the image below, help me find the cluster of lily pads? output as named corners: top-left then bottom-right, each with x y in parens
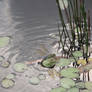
top-left (40, 50), bottom-right (92, 92)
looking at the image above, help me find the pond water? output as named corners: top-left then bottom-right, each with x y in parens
top-left (0, 0), bottom-right (92, 62)
top-left (0, 0), bottom-right (92, 92)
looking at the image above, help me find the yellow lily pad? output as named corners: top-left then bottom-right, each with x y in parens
top-left (88, 58), bottom-right (92, 63)
top-left (77, 59), bottom-right (87, 65)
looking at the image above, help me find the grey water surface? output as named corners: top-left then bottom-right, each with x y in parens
top-left (0, 0), bottom-right (92, 61)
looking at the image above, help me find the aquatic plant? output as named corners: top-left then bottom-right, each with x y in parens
top-left (56, 0), bottom-right (90, 62)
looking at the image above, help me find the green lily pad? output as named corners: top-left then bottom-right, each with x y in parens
top-left (73, 51), bottom-right (83, 57)
top-left (6, 73), bottom-right (16, 79)
top-left (1, 61), bottom-right (10, 68)
top-left (68, 87), bottom-right (79, 92)
top-left (59, 0), bottom-right (68, 10)
top-left (41, 58), bottom-right (56, 68)
top-left (85, 82), bottom-right (92, 90)
top-left (60, 68), bottom-right (79, 78)
top-left (76, 82), bottom-right (85, 89)
top-left (29, 77), bottom-right (40, 85)
top-left (56, 58), bottom-right (71, 67)
top-left (80, 90), bottom-right (89, 92)
top-left (1, 78), bottom-right (15, 88)
top-left (60, 78), bottom-right (75, 89)
top-left (50, 87), bottom-right (66, 92)
top-left (0, 37), bottom-right (10, 48)
top-left (13, 63), bottom-right (27, 73)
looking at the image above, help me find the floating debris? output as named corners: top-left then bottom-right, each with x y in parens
top-left (38, 74), bottom-right (46, 80)
top-left (1, 78), bottom-right (15, 89)
top-left (29, 77), bottom-right (40, 85)
top-left (0, 37), bottom-right (10, 48)
top-left (13, 63), bottom-right (27, 73)
top-left (60, 78), bottom-right (75, 89)
top-left (50, 87), bottom-right (66, 92)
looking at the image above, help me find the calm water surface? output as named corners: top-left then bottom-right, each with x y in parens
top-left (0, 0), bottom-right (92, 62)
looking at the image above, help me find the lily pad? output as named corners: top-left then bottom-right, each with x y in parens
top-left (41, 58), bottom-right (56, 68)
top-left (73, 51), bottom-right (83, 57)
top-left (29, 77), bottom-right (40, 85)
top-left (50, 87), bottom-right (66, 92)
top-left (59, 0), bottom-right (68, 10)
top-left (85, 82), bottom-right (92, 90)
top-left (84, 64), bottom-right (92, 71)
top-left (1, 61), bottom-right (10, 68)
top-left (56, 58), bottom-right (71, 67)
top-left (60, 78), bottom-right (75, 89)
top-left (77, 59), bottom-right (87, 65)
top-left (76, 82), bottom-right (85, 89)
top-left (80, 90), bottom-right (89, 92)
top-left (0, 37), bottom-right (10, 48)
top-left (1, 78), bottom-right (15, 88)
top-left (60, 67), bottom-right (79, 78)
top-left (88, 58), bottom-right (92, 63)
top-left (68, 87), bottom-right (79, 92)
top-left (13, 63), bottom-right (27, 73)
top-left (38, 74), bottom-right (46, 80)
top-left (6, 73), bottom-right (16, 79)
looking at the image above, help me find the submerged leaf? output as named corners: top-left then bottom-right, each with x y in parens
top-left (50, 87), bottom-right (66, 92)
top-left (60, 78), bottom-right (75, 89)
top-left (29, 77), bottom-right (40, 85)
top-left (0, 37), bottom-right (10, 48)
top-left (13, 63), bottom-right (27, 73)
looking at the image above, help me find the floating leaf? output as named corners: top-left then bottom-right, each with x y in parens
top-left (60, 68), bottom-right (79, 78)
top-left (80, 90), bottom-right (89, 92)
top-left (6, 73), bottom-right (16, 79)
top-left (41, 58), bottom-right (56, 68)
top-left (50, 87), bottom-right (66, 92)
top-left (0, 37), bottom-right (10, 48)
top-left (60, 78), bottom-right (75, 89)
top-left (13, 63), bottom-right (27, 73)
top-left (68, 87), bottom-right (79, 92)
top-left (73, 51), bottom-right (83, 57)
top-left (1, 61), bottom-right (10, 68)
top-left (1, 78), bottom-right (15, 88)
top-left (59, 0), bottom-right (68, 10)
top-left (29, 77), bottom-right (40, 85)
top-left (85, 82), bottom-right (92, 90)
top-left (77, 59), bottom-right (87, 65)
top-left (56, 58), bottom-right (71, 67)
top-left (76, 82), bottom-right (85, 89)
